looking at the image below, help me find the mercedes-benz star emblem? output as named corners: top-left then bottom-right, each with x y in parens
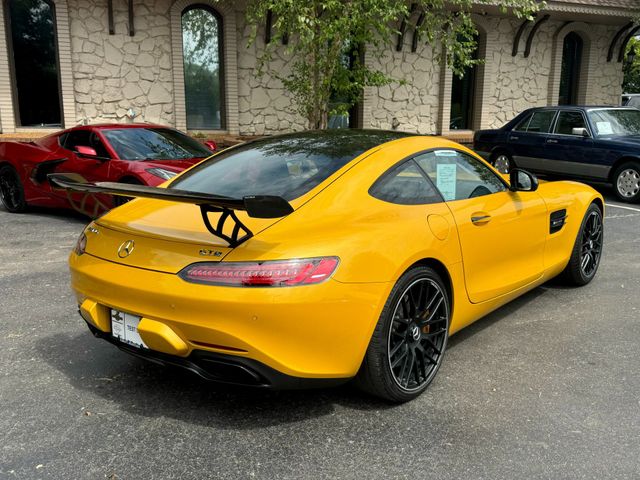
top-left (411, 325), bottom-right (421, 341)
top-left (117, 240), bottom-right (135, 258)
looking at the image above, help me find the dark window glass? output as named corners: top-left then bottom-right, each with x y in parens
top-left (526, 111), bottom-right (556, 133)
top-left (101, 128), bottom-right (211, 160)
top-left (182, 7), bottom-right (223, 130)
top-left (172, 131), bottom-right (409, 201)
top-left (415, 150), bottom-right (505, 201)
top-left (63, 130), bottom-right (110, 158)
top-left (514, 114), bottom-right (532, 132)
top-left (8, 0), bottom-right (61, 127)
top-left (559, 32), bottom-right (583, 105)
top-left (450, 34), bottom-right (479, 130)
top-left (554, 111), bottom-right (587, 135)
top-left (369, 161), bottom-right (441, 205)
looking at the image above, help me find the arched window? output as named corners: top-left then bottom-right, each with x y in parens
top-left (558, 32), bottom-right (583, 105)
top-left (7, 0), bottom-right (62, 127)
top-left (181, 5), bottom-right (224, 130)
top-left (450, 34), bottom-right (479, 130)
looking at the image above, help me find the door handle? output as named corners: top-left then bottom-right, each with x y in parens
top-left (546, 139), bottom-right (558, 144)
top-left (471, 214), bottom-right (491, 225)
top-left (509, 136), bottom-right (519, 141)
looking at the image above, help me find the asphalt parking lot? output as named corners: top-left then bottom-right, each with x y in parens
top-left (1, 185), bottom-right (639, 480)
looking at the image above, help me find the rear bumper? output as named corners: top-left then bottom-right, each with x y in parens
top-left (70, 252), bottom-right (390, 379)
top-left (84, 321), bottom-right (348, 389)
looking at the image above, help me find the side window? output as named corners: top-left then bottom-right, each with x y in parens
top-left (554, 111), bottom-right (587, 135)
top-left (63, 130), bottom-right (110, 158)
top-left (369, 160), bottom-right (442, 205)
top-left (513, 113), bottom-right (532, 132)
top-left (89, 132), bottom-right (111, 158)
top-left (414, 150), bottom-right (506, 201)
top-left (63, 131), bottom-right (91, 151)
top-left (526, 110), bottom-right (556, 133)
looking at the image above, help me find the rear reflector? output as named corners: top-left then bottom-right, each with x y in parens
top-left (179, 257), bottom-right (339, 287)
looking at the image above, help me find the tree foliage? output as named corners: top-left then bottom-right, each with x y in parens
top-left (246, 0), bottom-right (542, 129)
top-left (623, 36), bottom-right (640, 93)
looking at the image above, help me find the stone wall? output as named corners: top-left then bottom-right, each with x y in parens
top-left (68, 0), bottom-right (175, 126)
top-left (365, 43), bottom-right (441, 134)
top-left (235, 16), bottom-right (305, 135)
top-left (50, 1), bottom-right (632, 135)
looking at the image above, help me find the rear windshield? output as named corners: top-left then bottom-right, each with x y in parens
top-left (102, 128), bottom-right (212, 160)
top-left (171, 131), bottom-right (409, 201)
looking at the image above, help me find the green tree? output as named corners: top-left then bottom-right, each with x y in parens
top-left (623, 36), bottom-right (640, 93)
top-left (246, 0), bottom-right (542, 129)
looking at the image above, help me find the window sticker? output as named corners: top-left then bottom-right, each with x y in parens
top-left (436, 164), bottom-right (457, 201)
top-left (596, 121), bottom-right (613, 135)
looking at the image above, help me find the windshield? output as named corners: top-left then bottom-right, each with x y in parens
top-left (171, 130), bottom-right (409, 201)
top-left (587, 109), bottom-right (640, 136)
top-left (102, 128), bottom-right (212, 160)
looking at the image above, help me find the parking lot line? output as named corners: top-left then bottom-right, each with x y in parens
top-left (604, 203), bottom-right (640, 213)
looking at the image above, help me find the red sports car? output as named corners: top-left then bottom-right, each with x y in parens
top-left (0, 124), bottom-right (216, 216)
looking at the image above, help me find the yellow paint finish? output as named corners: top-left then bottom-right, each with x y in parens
top-left (79, 298), bottom-right (110, 332)
top-left (69, 135), bottom-right (604, 379)
top-left (138, 318), bottom-right (189, 357)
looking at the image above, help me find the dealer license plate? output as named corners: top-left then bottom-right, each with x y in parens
top-left (111, 309), bottom-right (147, 349)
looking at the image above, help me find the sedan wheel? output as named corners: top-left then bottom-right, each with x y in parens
top-left (0, 165), bottom-right (27, 213)
top-left (491, 154), bottom-right (512, 174)
top-left (356, 266), bottom-right (450, 403)
top-left (614, 164), bottom-right (640, 202)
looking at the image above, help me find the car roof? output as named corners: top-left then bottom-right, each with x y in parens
top-left (526, 105), bottom-right (637, 111)
top-left (64, 123), bottom-right (169, 131)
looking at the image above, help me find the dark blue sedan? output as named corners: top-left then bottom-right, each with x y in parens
top-left (473, 106), bottom-right (640, 202)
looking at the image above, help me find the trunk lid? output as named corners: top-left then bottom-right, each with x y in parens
top-left (86, 199), bottom-right (281, 274)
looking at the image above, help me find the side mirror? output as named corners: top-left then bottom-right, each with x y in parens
top-left (204, 140), bottom-right (218, 152)
top-left (571, 127), bottom-right (589, 137)
top-left (510, 168), bottom-right (539, 192)
top-left (75, 145), bottom-right (109, 161)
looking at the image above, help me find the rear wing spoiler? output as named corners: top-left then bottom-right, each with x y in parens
top-left (48, 173), bottom-right (293, 247)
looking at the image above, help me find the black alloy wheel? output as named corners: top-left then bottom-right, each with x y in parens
top-left (579, 208), bottom-right (603, 278)
top-left (356, 266), bottom-right (450, 403)
top-left (561, 203), bottom-right (603, 286)
top-left (0, 164), bottom-right (27, 213)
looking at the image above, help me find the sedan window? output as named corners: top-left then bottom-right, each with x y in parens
top-left (525, 111), bottom-right (556, 133)
top-left (415, 150), bottom-right (506, 201)
top-left (554, 111), bottom-right (588, 135)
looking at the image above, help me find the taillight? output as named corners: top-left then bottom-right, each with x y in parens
top-left (179, 257), bottom-right (339, 287)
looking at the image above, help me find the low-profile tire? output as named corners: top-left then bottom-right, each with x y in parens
top-left (612, 161), bottom-right (640, 203)
top-left (355, 266), bottom-right (450, 403)
top-left (0, 164), bottom-right (27, 213)
top-left (560, 203), bottom-right (603, 286)
top-left (490, 151), bottom-right (513, 174)
top-left (113, 177), bottom-right (142, 207)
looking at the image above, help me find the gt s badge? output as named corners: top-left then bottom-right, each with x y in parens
top-left (118, 240), bottom-right (135, 258)
top-left (199, 249), bottom-right (223, 257)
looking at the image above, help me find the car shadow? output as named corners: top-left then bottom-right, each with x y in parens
top-left (36, 329), bottom-right (393, 430)
top-left (36, 281), bottom-right (566, 426)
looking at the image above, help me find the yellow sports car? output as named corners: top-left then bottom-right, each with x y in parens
top-left (51, 130), bottom-right (604, 403)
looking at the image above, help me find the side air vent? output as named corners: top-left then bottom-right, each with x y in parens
top-left (550, 209), bottom-right (567, 234)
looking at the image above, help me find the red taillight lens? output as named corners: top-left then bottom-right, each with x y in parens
top-left (179, 257), bottom-right (339, 287)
